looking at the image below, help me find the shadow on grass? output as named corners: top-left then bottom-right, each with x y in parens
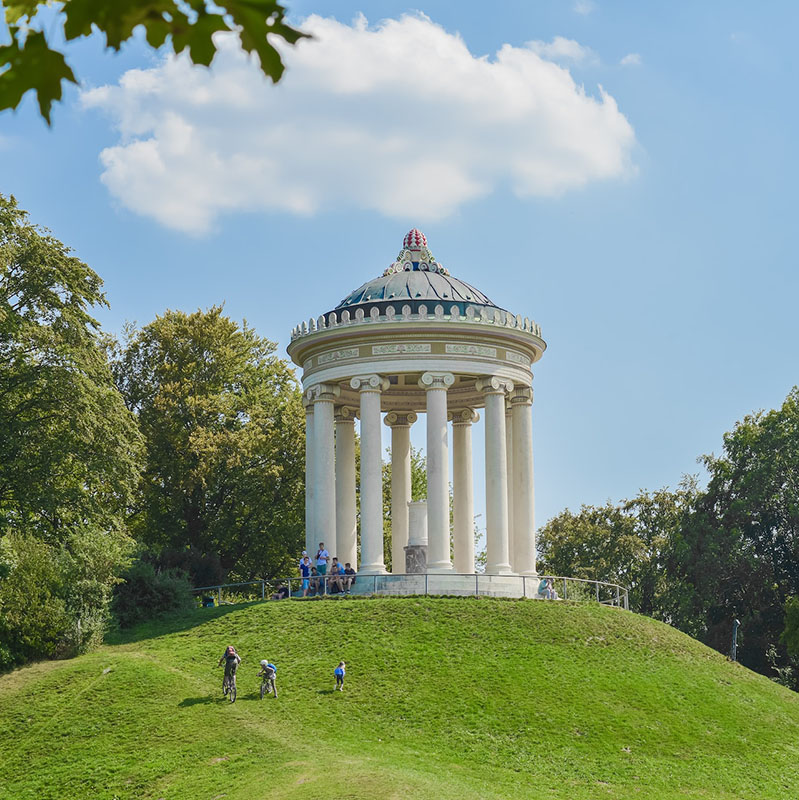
top-left (318, 689), bottom-right (336, 695)
top-left (105, 602), bottom-right (261, 647)
top-left (178, 695), bottom-right (218, 707)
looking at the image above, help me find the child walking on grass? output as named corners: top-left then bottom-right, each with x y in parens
top-left (334, 661), bottom-right (346, 691)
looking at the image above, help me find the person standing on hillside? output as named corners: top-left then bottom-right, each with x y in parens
top-left (334, 661), bottom-right (346, 691)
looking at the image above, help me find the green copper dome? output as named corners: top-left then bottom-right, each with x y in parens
top-left (331, 230), bottom-right (502, 316)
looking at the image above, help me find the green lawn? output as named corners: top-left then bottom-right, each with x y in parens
top-left (2, 597), bottom-right (798, 799)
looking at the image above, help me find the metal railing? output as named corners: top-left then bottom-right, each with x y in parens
top-left (192, 573), bottom-right (629, 611)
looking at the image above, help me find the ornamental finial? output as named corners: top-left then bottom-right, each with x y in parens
top-left (403, 228), bottom-right (427, 250)
top-left (383, 229), bottom-right (449, 277)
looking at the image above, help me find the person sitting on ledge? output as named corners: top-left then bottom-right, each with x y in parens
top-left (310, 566), bottom-right (322, 595)
top-left (537, 577), bottom-right (548, 599)
top-left (341, 563), bottom-right (356, 594)
top-left (545, 576), bottom-right (559, 600)
top-left (271, 583), bottom-right (289, 600)
top-left (329, 558), bottom-right (344, 593)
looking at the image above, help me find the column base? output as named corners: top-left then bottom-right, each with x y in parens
top-left (358, 563), bottom-right (388, 575)
top-left (519, 569), bottom-right (538, 577)
top-left (486, 563), bottom-right (513, 575)
top-left (427, 562), bottom-right (455, 573)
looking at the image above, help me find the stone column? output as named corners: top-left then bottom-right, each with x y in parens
top-left (451, 408), bottom-right (478, 573)
top-left (477, 376), bottom-right (514, 575)
top-left (384, 411), bottom-right (417, 574)
top-left (304, 398), bottom-right (315, 555)
top-left (511, 385), bottom-right (537, 575)
top-left (335, 406), bottom-right (358, 569)
top-left (307, 383), bottom-right (340, 556)
top-left (419, 371), bottom-right (455, 572)
top-left (505, 399), bottom-right (515, 572)
top-left (351, 374), bottom-right (389, 574)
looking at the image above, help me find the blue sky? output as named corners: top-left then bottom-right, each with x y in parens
top-left (2, 0), bottom-right (798, 537)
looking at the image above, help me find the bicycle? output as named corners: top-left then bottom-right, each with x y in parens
top-left (260, 674), bottom-right (277, 699)
top-left (222, 666), bottom-right (238, 703)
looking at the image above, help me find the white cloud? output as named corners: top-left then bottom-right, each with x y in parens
top-left (574, 0), bottom-right (595, 15)
top-left (620, 53), bottom-right (642, 66)
top-left (82, 14), bottom-right (636, 234)
top-left (527, 36), bottom-right (595, 64)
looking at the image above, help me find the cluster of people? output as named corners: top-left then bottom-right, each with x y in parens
top-left (217, 645), bottom-right (347, 699)
top-left (298, 542), bottom-right (357, 597)
top-left (538, 576), bottom-right (559, 600)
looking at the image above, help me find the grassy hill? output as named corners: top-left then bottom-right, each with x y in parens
top-left (2, 597), bottom-right (798, 800)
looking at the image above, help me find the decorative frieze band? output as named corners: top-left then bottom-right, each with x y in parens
top-left (504, 350), bottom-right (530, 366)
top-left (372, 343), bottom-right (431, 355)
top-left (445, 343), bottom-right (497, 358)
top-left (317, 347), bottom-right (359, 365)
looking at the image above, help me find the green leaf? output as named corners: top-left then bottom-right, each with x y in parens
top-left (224, 0), bottom-right (309, 82)
top-left (3, 0), bottom-right (40, 26)
top-left (0, 30), bottom-right (76, 124)
top-left (171, 10), bottom-right (227, 67)
top-left (63, 0), bottom-right (183, 49)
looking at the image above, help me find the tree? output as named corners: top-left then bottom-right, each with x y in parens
top-left (0, 0), bottom-right (308, 123)
top-left (111, 306), bottom-right (305, 580)
top-left (537, 483), bottom-right (695, 619)
top-left (668, 388), bottom-right (799, 677)
top-left (0, 194), bottom-right (143, 666)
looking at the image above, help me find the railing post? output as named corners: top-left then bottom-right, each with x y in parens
top-left (373, 575), bottom-right (376, 595)
top-left (563, 577), bottom-right (567, 601)
top-left (425, 573), bottom-right (429, 596)
top-left (596, 581), bottom-right (600, 603)
top-left (615, 586), bottom-right (620, 607)
top-left (475, 573), bottom-right (479, 597)
top-left (217, 586), bottom-right (222, 606)
top-left (261, 580), bottom-right (265, 600)
top-left (287, 577), bottom-right (292, 597)
top-left (522, 575), bottom-right (527, 599)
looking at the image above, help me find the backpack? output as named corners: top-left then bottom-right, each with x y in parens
top-left (264, 666), bottom-right (276, 679)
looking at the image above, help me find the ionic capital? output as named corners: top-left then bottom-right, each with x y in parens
top-left (475, 376), bottom-right (514, 396)
top-left (509, 385), bottom-right (533, 406)
top-left (303, 395), bottom-right (314, 412)
top-left (350, 374), bottom-right (390, 393)
top-left (448, 408), bottom-right (479, 425)
top-left (334, 405), bottom-right (358, 423)
top-left (384, 411), bottom-right (418, 428)
top-left (418, 371), bottom-right (455, 391)
top-left (305, 383), bottom-right (341, 404)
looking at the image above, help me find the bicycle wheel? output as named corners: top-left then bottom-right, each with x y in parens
top-left (229, 678), bottom-right (237, 703)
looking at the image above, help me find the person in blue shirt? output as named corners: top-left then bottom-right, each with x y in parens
top-left (299, 555), bottom-right (311, 597)
top-left (334, 661), bottom-right (346, 691)
top-left (258, 659), bottom-right (278, 698)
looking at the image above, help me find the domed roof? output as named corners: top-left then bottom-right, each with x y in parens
top-left (333, 230), bottom-right (501, 314)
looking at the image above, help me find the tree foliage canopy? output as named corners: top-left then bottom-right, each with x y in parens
top-left (112, 306), bottom-right (305, 580)
top-left (0, 0), bottom-right (308, 123)
top-left (0, 194), bottom-right (143, 666)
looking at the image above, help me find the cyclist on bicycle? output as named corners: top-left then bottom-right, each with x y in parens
top-left (218, 645), bottom-right (241, 696)
top-left (258, 659), bottom-right (278, 698)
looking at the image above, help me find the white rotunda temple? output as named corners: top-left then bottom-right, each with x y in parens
top-left (287, 230), bottom-right (546, 577)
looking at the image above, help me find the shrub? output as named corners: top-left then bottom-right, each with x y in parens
top-left (112, 560), bottom-right (194, 629)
